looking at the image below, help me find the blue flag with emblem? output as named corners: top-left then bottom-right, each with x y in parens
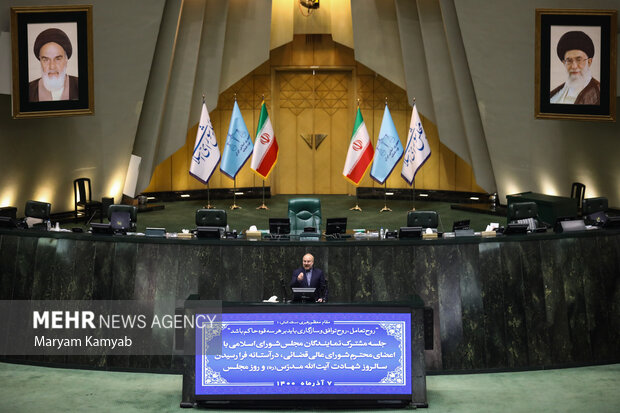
top-left (220, 101), bottom-right (253, 179)
top-left (370, 104), bottom-right (404, 184)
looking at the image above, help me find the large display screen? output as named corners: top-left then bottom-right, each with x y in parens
top-left (194, 310), bottom-right (412, 399)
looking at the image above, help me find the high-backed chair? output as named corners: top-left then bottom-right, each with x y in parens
top-left (0, 206), bottom-right (18, 228)
top-left (25, 200), bottom-right (51, 229)
top-left (288, 198), bottom-right (321, 235)
top-left (0, 206), bottom-right (17, 220)
top-left (571, 182), bottom-right (586, 212)
top-left (507, 201), bottom-right (540, 230)
top-left (107, 204), bottom-right (137, 232)
top-left (74, 178), bottom-right (102, 223)
top-left (407, 211), bottom-right (438, 229)
top-left (582, 197), bottom-right (608, 225)
top-left (195, 209), bottom-right (227, 228)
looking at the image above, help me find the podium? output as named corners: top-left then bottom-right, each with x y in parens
top-left (180, 299), bottom-right (431, 409)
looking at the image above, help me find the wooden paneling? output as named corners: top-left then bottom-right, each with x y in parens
top-left (144, 34), bottom-right (485, 195)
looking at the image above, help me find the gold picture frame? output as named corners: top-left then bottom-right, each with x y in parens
top-left (11, 5), bottom-right (94, 119)
top-left (535, 9), bottom-right (616, 121)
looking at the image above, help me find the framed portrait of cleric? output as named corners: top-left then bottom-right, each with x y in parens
top-left (10, 5), bottom-right (94, 119)
top-left (535, 9), bottom-right (616, 121)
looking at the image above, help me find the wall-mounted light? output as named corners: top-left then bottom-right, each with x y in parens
top-left (180, 194), bottom-right (190, 198)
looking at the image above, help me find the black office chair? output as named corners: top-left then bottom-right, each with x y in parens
top-left (107, 204), bottom-right (137, 232)
top-left (195, 209), bottom-right (227, 227)
top-left (0, 206), bottom-right (17, 220)
top-left (407, 211), bottom-right (438, 229)
top-left (74, 178), bottom-right (102, 223)
top-left (0, 207), bottom-right (19, 228)
top-left (507, 201), bottom-right (541, 230)
top-left (571, 182), bottom-right (585, 212)
top-left (24, 200), bottom-right (51, 229)
top-left (582, 197), bottom-right (608, 226)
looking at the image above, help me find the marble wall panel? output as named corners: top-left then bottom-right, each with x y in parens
top-left (562, 238), bottom-right (592, 363)
top-left (0, 235), bottom-right (18, 299)
top-left (70, 240), bottom-right (97, 300)
top-left (499, 241), bottom-right (529, 368)
top-left (32, 237), bottom-right (58, 300)
top-left (519, 239), bottom-right (551, 366)
top-left (412, 245), bottom-right (441, 370)
top-left (91, 241), bottom-right (115, 299)
top-left (458, 243), bottom-right (485, 370)
top-left (478, 241), bottom-right (507, 368)
top-left (541, 238), bottom-right (573, 364)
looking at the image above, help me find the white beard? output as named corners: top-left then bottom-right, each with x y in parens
top-left (565, 63), bottom-right (592, 92)
top-left (42, 67), bottom-right (67, 92)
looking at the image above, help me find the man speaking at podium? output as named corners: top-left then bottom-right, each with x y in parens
top-left (290, 253), bottom-right (327, 302)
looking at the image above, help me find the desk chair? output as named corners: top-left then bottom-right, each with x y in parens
top-left (0, 206), bottom-right (17, 220)
top-left (407, 211), bottom-right (439, 229)
top-left (195, 209), bottom-right (227, 228)
top-left (507, 201), bottom-right (541, 230)
top-left (25, 200), bottom-right (51, 229)
top-left (288, 198), bottom-right (321, 235)
top-left (570, 182), bottom-right (585, 212)
top-left (107, 204), bottom-right (137, 232)
top-left (582, 197), bottom-right (608, 226)
top-left (74, 178), bottom-right (102, 223)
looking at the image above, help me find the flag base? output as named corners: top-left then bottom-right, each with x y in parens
top-left (349, 204), bottom-right (362, 212)
top-left (256, 203), bottom-right (269, 210)
top-left (409, 207), bottom-right (416, 212)
top-left (230, 203), bottom-right (242, 210)
top-left (204, 204), bottom-right (216, 209)
top-left (380, 205), bottom-right (392, 212)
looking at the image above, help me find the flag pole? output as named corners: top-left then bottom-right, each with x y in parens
top-left (409, 181), bottom-right (416, 212)
top-left (199, 93), bottom-right (216, 209)
top-left (257, 180), bottom-right (269, 210)
top-left (349, 98), bottom-right (363, 212)
top-left (380, 97), bottom-right (391, 213)
top-left (230, 177), bottom-right (241, 209)
top-left (380, 182), bottom-right (392, 212)
top-left (409, 97), bottom-right (417, 212)
top-left (349, 189), bottom-right (362, 211)
top-left (205, 182), bottom-right (215, 209)
top-left (256, 94), bottom-right (270, 210)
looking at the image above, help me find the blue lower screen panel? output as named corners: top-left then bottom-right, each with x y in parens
top-left (195, 312), bottom-right (412, 398)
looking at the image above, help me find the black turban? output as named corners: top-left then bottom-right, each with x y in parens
top-left (556, 31), bottom-right (594, 60)
top-left (33, 28), bottom-right (73, 60)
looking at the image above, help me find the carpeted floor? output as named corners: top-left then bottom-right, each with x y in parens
top-left (0, 362), bottom-right (618, 412)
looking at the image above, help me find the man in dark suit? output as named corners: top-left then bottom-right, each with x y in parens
top-left (290, 253), bottom-right (327, 302)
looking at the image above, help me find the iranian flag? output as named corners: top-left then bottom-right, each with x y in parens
top-left (250, 101), bottom-right (279, 179)
top-left (343, 107), bottom-right (374, 185)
